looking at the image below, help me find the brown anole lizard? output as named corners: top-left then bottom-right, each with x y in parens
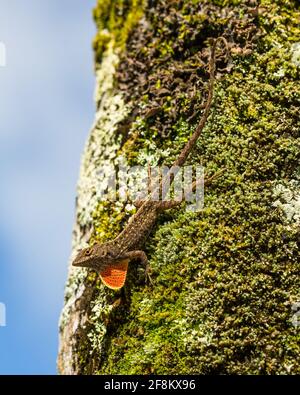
top-left (73, 37), bottom-right (227, 289)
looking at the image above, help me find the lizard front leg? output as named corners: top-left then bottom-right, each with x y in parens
top-left (123, 250), bottom-right (153, 286)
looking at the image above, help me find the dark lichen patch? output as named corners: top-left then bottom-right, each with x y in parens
top-left (82, 0), bottom-right (300, 375)
top-left (116, 0), bottom-right (260, 142)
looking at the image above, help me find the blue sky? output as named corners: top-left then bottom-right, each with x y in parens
top-left (0, 1), bottom-right (96, 374)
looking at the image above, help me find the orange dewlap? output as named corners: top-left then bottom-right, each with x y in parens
top-left (99, 259), bottom-right (129, 290)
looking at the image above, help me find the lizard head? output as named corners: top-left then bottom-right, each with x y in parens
top-left (73, 243), bottom-right (129, 290)
top-left (72, 242), bottom-right (118, 271)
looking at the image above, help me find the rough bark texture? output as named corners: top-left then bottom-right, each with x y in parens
top-left (58, 0), bottom-right (300, 375)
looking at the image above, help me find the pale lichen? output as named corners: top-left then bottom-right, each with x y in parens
top-left (87, 289), bottom-right (113, 354)
top-left (273, 181), bottom-right (300, 225)
top-left (291, 42), bottom-right (300, 68)
top-left (77, 44), bottom-right (130, 226)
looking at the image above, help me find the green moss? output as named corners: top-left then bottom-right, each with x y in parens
top-left (93, 0), bottom-right (145, 61)
top-left (78, 0), bottom-right (300, 374)
top-left (92, 201), bottom-right (127, 243)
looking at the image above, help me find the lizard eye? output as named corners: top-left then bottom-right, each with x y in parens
top-left (85, 248), bottom-right (92, 256)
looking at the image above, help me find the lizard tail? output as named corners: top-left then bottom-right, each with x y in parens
top-left (170, 36), bottom-right (228, 170)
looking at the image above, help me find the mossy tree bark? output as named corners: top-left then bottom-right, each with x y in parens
top-left (58, 0), bottom-right (300, 375)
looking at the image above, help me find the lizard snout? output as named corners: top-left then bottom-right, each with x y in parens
top-left (72, 247), bottom-right (96, 268)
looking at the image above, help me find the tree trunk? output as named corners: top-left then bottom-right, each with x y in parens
top-left (58, 0), bottom-right (300, 375)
